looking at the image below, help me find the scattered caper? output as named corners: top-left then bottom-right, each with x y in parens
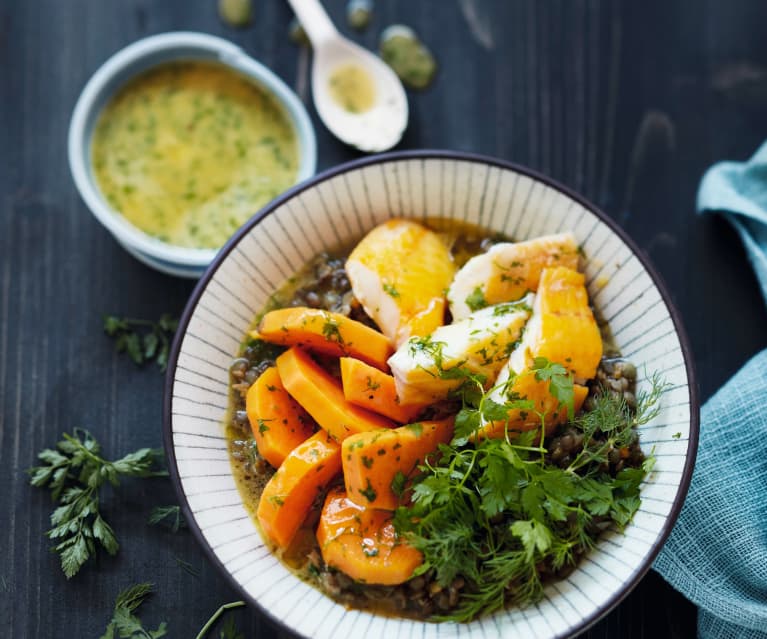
top-left (218, 0), bottom-right (252, 28)
top-left (346, 0), bottom-right (373, 31)
top-left (289, 17), bottom-right (310, 47)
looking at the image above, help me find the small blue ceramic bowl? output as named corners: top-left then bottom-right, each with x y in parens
top-left (68, 32), bottom-right (317, 278)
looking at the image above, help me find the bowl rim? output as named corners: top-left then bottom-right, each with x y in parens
top-left (67, 31), bottom-right (317, 269)
top-left (163, 149), bottom-right (700, 638)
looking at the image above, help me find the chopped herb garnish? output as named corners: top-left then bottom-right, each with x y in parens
top-left (257, 418), bottom-right (272, 435)
top-left (465, 286), bottom-right (488, 311)
top-left (383, 283), bottom-right (400, 298)
top-left (359, 480), bottom-right (377, 502)
top-left (321, 316), bottom-right (344, 345)
top-left (407, 422), bottom-right (423, 437)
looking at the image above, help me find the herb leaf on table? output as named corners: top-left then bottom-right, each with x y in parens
top-left (103, 313), bottom-right (179, 372)
top-left (148, 505), bottom-right (186, 532)
top-left (99, 582), bottom-right (168, 639)
top-left (28, 429), bottom-right (166, 578)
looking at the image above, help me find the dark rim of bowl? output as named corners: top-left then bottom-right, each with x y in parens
top-left (163, 149), bottom-right (700, 639)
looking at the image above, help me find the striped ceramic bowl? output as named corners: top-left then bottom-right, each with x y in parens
top-left (164, 151), bottom-right (698, 639)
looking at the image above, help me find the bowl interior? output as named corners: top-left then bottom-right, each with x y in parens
top-left (165, 153), bottom-right (697, 639)
top-left (69, 32), bottom-right (316, 269)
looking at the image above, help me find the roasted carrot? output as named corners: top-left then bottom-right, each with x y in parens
top-left (256, 430), bottom-right (341, 549)
top-left (253, 307), bottom-right (393, 370)
top-left (342, 417), bottom-right (455, 510)
top-left (246, 366), bottom-right (315, 469)
top-left (316, 485), bottom-right (422, 585)
top-left (339, 357), bottom-right (425, 424)
top-left (276, 347), bottom-right (394, 443)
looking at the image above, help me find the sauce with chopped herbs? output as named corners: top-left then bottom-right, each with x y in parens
top-left (328, 64), bottom-right (376, 113)
top-left (91, 61), bottom-right (298, 249)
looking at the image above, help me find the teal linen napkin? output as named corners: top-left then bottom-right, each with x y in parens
top-left (695, 141), bottom-right (767, 304)
top-left (652, 143), bottom-right (767, 638)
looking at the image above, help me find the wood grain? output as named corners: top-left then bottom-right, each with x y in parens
top-left (2, 0), bottom-right (766, 636)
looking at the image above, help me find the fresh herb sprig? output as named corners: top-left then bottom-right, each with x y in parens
top-left (103, 314), bottom-right (178, 372)
top-left (394, 361), bottom-right (664, 622)
top-left (148, 505), bottom-right (186, 533)
top-left (194, 601), bottom-right (246, 639)
top-left (28, 429), bottom-right (166, 578)
top-left (99, 582), bottom-right (167, 639)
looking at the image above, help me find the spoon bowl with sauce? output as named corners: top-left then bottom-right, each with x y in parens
top-left (287, 0), bottom-right (408, 152)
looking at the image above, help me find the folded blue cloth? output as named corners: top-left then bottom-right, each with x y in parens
top-left (653, 143), bottom-right (767, 638)
top-left (696, 141), bottom-right (767, 304)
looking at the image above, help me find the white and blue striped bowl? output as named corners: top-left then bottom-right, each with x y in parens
top-left (164, 151), bottom-right (698, 638)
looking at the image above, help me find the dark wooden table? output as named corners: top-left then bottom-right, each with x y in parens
top-left (3, 1), bottom-right (767, 636)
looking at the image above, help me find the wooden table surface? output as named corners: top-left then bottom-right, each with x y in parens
top-left (3, 1), bottom-right (767, 636)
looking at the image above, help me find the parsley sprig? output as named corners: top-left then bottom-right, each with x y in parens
top-left (393, 361), bottom-right (664, 621)
top-left (28, 429), bottom-right (166, 578)
top-left (103, 314), bottom-right (178, 372)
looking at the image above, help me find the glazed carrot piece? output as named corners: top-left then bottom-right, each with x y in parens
top-left (316, 485), bottom-right (422, 585)
top-left (254, 307), bottom-right (393, 370)
top-left (276, 347), bottom-right (394, 443)
top-left (246, 366), bottom-right (315, 469)
top-left (476, 374), bottom-right (589, 439)
top-left (339, 357), bottom-right (425, 424)
top-left (257, 430), bottom-right (341, 549)
top-left (342, 417), bottom-right (455, 510)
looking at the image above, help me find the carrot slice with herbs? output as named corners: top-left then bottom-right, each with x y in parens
top-left (316, 485), bottom-right (422, 585)
top-left (342, 417), bottom-right (455, 510)
top-left (476, 374), bottom-right (589, 439)
top-left (339, 357), bottom-right (425, 424)
top-left (256, 430), bottom-right (341, 549)
top-left (254, 307), bottom-right (393, 370)
top-left (276, 347), bottom-right (394, 443)
top-left (246, 366), bottom-right (315, 469)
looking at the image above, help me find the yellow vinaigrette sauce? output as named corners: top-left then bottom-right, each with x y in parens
top-left (91, 61), bottom-right (299, 249)
top-left (328, 64), bottom-right (376, 113)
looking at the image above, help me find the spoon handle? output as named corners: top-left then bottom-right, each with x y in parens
top-left (286, 0), bottom-right (339, 47)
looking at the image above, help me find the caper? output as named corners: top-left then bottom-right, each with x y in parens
top-left (288, 18), bottom-right (310, 47)
top-left (347, 0), bottom-right (373, 31)
top-left (218, 0), bottom-right (252, 28)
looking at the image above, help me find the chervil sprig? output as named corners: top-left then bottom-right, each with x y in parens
top-left (99, 582), bottom-right (167, 639)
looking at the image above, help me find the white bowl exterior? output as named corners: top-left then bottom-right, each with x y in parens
top-left (68, 31), bottom-right (317, 272)
top-left (169, 157), bottom-right (692, 639)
